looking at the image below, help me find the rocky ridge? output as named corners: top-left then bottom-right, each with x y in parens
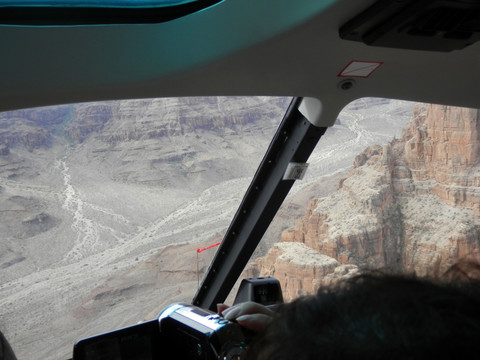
top-left (249, 104), bottom-right (480, 301)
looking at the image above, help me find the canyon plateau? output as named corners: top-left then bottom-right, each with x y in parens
top-left (248, 104), bottom-right (480, 301)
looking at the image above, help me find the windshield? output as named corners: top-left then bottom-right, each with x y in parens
top-left (0, 96), bottom-right (290, 359)
top-left (0, 0), bottom-right (224, 25)
top-left (2, 97), bottom-right (480, 359)
top-left (0, 1), bottom-right (199, 6)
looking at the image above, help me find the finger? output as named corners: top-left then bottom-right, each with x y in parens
top-left (236, 314), bottom-right (272, 332)
top-left (222, 306), bottom-right (241, 320)
top-left (216, 303), bottom-right (229, 314)
top-left (238, 302), bottom-right (274, 316)
top-left (222, 302), bottom-right (273, 321)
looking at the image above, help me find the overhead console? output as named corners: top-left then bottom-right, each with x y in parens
top-left (340, 0), bottom-right (480, 52)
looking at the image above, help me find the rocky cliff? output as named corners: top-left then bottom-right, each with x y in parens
top-left (0, 97), bottom-right (288, 150)
top-left (250, 104), bottom-right (480, 301)
top-left (95, 97), bottom-right (282, 143)
top-left (68, 97), bottom-right (288, 189)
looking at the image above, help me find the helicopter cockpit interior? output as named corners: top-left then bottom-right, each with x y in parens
top-left (0, 0), bottom-right (480, 359)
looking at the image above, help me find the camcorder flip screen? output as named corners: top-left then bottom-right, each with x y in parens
top-left (72, 320), bottom-right (161, 360)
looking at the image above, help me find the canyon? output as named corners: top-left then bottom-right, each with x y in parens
top-left (0, 97), bottom-right (416, 359)
top-left (249, 104), bottom-right (480, 301)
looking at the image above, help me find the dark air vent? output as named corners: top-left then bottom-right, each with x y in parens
top-left (340, 0), bottom-right (480, 52)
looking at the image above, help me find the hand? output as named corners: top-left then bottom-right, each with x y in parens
top-left (217, 302), bottom-right (274, 332)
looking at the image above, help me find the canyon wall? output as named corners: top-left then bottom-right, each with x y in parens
top-left (0, 97), bottom-right (288, 149)
top-left (250, 104), bottom-right (480, 301)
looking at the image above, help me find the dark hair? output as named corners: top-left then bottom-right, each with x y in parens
top-left (0, 331), bottom-right (16, 360)
top-left (249, 271), bottom-right (480, 360)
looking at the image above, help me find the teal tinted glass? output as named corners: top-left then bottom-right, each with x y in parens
top-left (0, 0), bottom-right (196, 7)
top-left (0, 0), bottom-right (222, 25)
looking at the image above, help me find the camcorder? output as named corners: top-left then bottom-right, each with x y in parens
top-left (72, 277), bottom-right (283, 360)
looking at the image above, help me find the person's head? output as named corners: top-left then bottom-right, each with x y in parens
top-left (250, 270), bottom-right (480, 360)
top-left (0, 331), bottom-right (16, 360)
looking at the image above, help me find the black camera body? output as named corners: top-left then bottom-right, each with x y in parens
top-left (72, 277), bottom-right (283, 360)
top-left (159, 303), bottom-right (248, 360)
top-left (72, 303), bottom-right (248, 360)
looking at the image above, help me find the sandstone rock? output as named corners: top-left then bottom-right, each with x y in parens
top-left (95, 97), bottom-right (288, 144)
top-left (0, 145), bottom-right (9, 155)
top-left (1, 97), bottom-right (289, 147)
top-left (0, 127), bottom-right (50, 150)
top-left (255, 104), bottom-right (480, 299)
top-left (21, 129), bottom-right (50, 149)
top-left (248, 242), bottom-right (340, 301)
top-left (64, 103), bottom-right (113, 142)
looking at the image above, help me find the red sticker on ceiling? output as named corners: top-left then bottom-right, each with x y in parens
top-left (338, 61), bottom-right (383, 78)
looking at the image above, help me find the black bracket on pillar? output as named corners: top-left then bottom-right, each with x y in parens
top-left (192, 97), bottom-right (331, 311)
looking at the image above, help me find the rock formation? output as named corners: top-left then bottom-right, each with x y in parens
top-left (0, 97), bottom-right (288, 149)
top-left (0, 105), bottom-right (70, 150)
top-left (251, 104), bottom-right (480, 301)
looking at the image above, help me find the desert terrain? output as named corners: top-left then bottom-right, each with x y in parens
top-left (0, 97), bottom-right (414, 359)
